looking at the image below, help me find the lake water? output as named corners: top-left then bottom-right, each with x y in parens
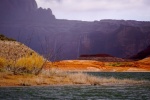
top-left (0, 72), bottom-right (150, 100)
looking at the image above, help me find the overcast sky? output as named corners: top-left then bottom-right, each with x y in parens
top-left (35, 0), bottom-right (150, 21)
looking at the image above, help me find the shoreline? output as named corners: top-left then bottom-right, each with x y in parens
top-left (50, 60), bottom-right (150, 72)
top-left (62, 70), bottom-right (150, 73)
top-left (0, 71), bottom-right (150, 87)
top-left (0, 82), bottom-right (149, 88)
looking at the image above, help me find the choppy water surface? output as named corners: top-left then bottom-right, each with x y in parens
top-left (88, 72), bottom-right (150, 81)
top-left (0, 72), bottom-right (150, 100)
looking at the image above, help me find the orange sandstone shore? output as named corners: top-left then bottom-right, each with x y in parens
top-left (0, 60), bottom-right (150, 87)
top-left (47, 60), bottom-right (150, 72)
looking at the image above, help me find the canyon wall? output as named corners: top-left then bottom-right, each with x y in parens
top-left (0, 0), bottom-right (150, 60)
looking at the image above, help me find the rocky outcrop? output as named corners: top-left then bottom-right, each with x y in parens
top-left (36, 8), bottom-right (55, 22)
top-left (0, 0), bottom-right (37, 12)
top-left (0, 0), bottom-right (150, 60)
top-left (0, 35), bottom-right (36, 61)
top-left (130, 45), bottom-right (150, 60)
top-left (0, 0), bottom-right (55, 22)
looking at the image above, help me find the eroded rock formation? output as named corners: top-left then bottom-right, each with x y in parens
top-left (0, 0), bottom-right (150, 60)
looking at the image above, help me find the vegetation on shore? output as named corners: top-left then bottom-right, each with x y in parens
top-left (0, 34), bottom-right (46, 75)
top-left (1, 53), bottom-right (149, 86)
top-left (0, 53), bottom-right (45, 74)
top-left (0, 34), bottom-right (150, 87)
top-left (0, 70), bottom-right (149, 87)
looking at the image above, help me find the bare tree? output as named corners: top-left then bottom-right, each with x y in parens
top-left (35, 33), bottom-right (64, 75)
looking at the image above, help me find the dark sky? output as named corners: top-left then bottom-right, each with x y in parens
top-left (36, 0), bottom-right (150, 21)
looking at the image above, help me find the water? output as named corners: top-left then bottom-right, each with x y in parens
top-left (87, 72), bottom-right (150, 81)
top-left (0, 72), bottom-right (150, 100)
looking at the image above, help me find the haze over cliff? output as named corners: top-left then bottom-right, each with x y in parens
top-left (0, 0), bottom-right (150, 60)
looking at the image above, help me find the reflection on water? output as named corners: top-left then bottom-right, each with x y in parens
top-left (0, 72), bottom-right (150, 100)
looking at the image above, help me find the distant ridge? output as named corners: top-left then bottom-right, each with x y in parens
top-left (79, 54), bottom-right (126, 62)
top-left (80, 54), bottom-right (114, 57)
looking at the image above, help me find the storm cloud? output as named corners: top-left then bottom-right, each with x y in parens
top-left (35, 0), bottom-right (150, 21)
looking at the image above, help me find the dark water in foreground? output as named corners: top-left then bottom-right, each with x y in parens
top-left (0, 72), bottom-right (150, 100)
top-left (88, 72), bottom-right (150, 81)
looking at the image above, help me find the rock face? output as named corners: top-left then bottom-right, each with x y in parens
top-left (0, 0), bottom-right (37, 12)
top-left (0, 0), bottom-right (55, 22)
top-left (0, 0), bottom-right (150, 60)
top-left (131, 45), bottom-right (150, 60)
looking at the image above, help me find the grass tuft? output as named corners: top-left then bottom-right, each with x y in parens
top-left (14, 53), bottom-right (45, 74)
